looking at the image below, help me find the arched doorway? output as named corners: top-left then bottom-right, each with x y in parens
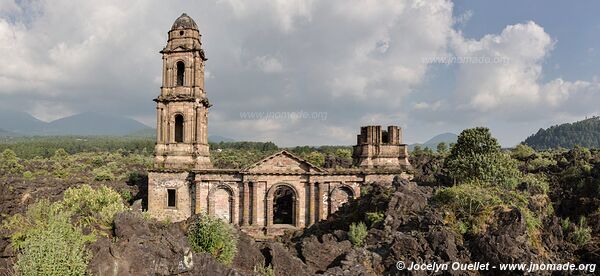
top-left (272, 185), bottom-right (295, 225)
top-left (330, 186), bottom-right (354, 214)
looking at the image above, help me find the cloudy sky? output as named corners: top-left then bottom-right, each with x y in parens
top-left (1, 0), bottom-right (599, 146)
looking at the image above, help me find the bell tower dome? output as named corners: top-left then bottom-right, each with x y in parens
top-left (154, 13), bottom-right (211, 169)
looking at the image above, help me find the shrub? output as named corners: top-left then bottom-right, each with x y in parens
top-left (0, 149), bottom-right (24, 175)
top-left (127, 171), bottom-right (145, 184)
top-left (254, 263), bottom-right (275, 276)
top-left (434, 182), bottom-right (501, 222)
top-left (22, 171), bottom-right (33, 180)
top-left (569, 216), bottom-right (592, 246)
top-left (561, 217), bottom-right (571, 233)
top-left (365, 212), bottom-right (384, 227)
top-left (511, 144), bottom-right (536, 160)
top-left (93, 167), bottom-right (115, 181)
top-left (520, 174), bottom-right (550, 195)
top-left (348, 222), bottom-right (368, 247)
top-left (445, 128), bottom-right (521, 188)
top-left (188, 213), bottom-right (238, 265)
top-left (2, 200), bottom-right (94, 275)
top-left (527, 157), bottom-right (557, 171)
top-left (61, 185), bottom-right (126, 228)
top-left (120, 189), bottom-right (133, 203)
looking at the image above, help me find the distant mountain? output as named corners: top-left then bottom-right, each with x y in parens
top-left (409, 132), bottom-right (458, 151)
top-left (208, 135), bottom-right (235, 143)
top-left (41, 112), bottom-right (149, 136)
top-left (126, 127), bottom-right (156, 138)
top-left (0, 111), bottom-right (149, 136)
top-left (0, 110), bottom-right (46, 134)
top-left (523, 117), bottom-right (600, 150)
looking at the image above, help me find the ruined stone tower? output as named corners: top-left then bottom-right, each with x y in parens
top-left (154, 13), bottom-right (211, 169)
top-left (352, 125), bottom-right (410, 168)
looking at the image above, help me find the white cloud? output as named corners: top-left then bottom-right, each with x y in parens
top-left (253, 55), bottom-right (283, 73)
top-left (219, 0), bottom-right (314, 33)
top-left (1, 0), bottom-right (598, 146)
top-left (451, 21), bottom-right (554, 112)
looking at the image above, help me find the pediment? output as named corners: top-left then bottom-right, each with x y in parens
top-left (244, 150), bottom-right (324, 173)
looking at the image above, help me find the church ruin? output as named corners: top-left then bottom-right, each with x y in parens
top-left (148, 14), bottom-right (411, 238)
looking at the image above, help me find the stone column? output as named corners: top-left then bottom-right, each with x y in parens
top-left (194, 181), bottom-right (202, 214)
top-left (251, 182), bottom-right (258, 225)
top-left (317, 182), bottom-right (328, 221)
top-left (308, 182), bottom-right (315, 226)
top-left (156, 106), bottom-right (162, 143)
top-left (242, 182), bottom-right (250, 226)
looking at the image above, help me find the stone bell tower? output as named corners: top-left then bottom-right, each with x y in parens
top-left (154, 13), bottom-right (211, 169)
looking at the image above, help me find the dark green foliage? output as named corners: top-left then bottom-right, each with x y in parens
top-left (524, 117), bottom-right (600, 150)
top-left (445, 127), bottom-right (520, 188)
top-left (365, 212), bottom-right (384, 227)
top-left (211, 148), bottom-right (278, 169)
top-left (209, 141), bottom-right (278, 151)
top-left (435, 128), bottom-right (550, 245)
top-left (187, 213), bottom-right (238, 265)
top-left (436, 142), bottom-right (448, 154)
top-left (0, 136), bottom-right (154, 159)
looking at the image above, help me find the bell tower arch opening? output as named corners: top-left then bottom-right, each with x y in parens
top-left (176, 61), bottom-right (185, 86)
top-left (174, 114), bottom-right (184, 143)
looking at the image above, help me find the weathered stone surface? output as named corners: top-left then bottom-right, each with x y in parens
top-left (469, 207), bottom-right (541, 266)
top-left (299, 234), bottom-right (352, 273)
top-left (261, 242), bottom-right (312, 276)
top-left (88, 211), bottom-right (243, 275)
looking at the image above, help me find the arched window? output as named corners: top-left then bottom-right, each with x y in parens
top-left (176, 61), bottom-right (185, 86)
top-left (174, 114), bottom-right (184, 143)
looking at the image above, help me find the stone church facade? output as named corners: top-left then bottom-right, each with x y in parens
top-left (148, 14), bottom-right (411, 238)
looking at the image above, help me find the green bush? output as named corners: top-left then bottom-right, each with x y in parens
top-left (561, 217), bottom-right (571, 233)
top-left (188, 213), bottom-right (238, 265)
top-left (569, 217), bottom-right (592, 246)
top-left (120, 189), bottom-right (133, 203)
top-left (511, 144), bottom-right (536, 160)
top-left (348, 222), bottom-right (368, 247)
top-left (0, 149), bottom-right (24, 175)
top-left (22, 171), bottom-right (33, 180)
top-left (365, 212), bottom-right (384, 227)
top-left (61, 185), bottom-right (126, 228)
top-left (521, 174), bottom-right (550, 195)
top-left (254, 263), bottom-right (275, 276)
top-left (527, 157), bottom-right (557, 171)
top-left (2, 200), bottom-right (94, 275)
top-left (445, 128), bottom-right (521, 188)
top-left (93, 167), bottom-right (115, 181)
top-left (434, 182), bottom-right (502, 233)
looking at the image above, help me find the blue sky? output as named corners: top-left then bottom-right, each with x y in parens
top-left (455, 0), bottom-right (600, 81)
top-left (0, 0), bottom-right (598, 146)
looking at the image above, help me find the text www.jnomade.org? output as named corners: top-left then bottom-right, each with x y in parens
top-left (396, 261), bottom-right (596, 273)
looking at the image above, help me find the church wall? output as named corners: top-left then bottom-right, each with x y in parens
top-left (148, 171), bottom-right (191, 222)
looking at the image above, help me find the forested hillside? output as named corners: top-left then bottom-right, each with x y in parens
top-left (524, 117), bottom-right (600, 150)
